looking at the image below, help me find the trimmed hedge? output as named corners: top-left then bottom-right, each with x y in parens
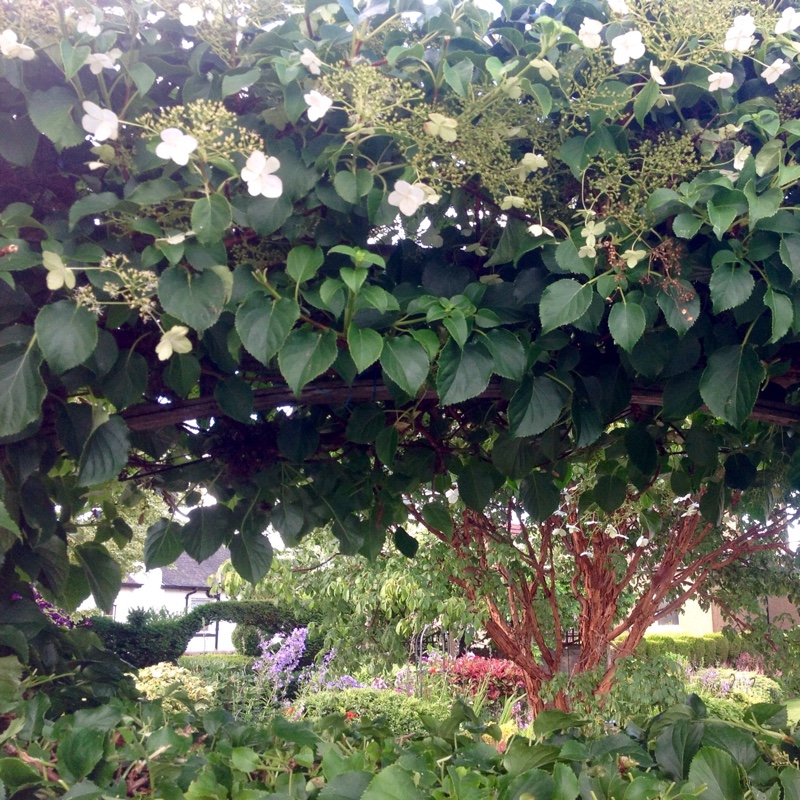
top-left (90, 601), bottom-right (316, 668)
top-left (636, 633), bottom-right (750, 667)
top-left (297, 688), bottom-right (449, 735)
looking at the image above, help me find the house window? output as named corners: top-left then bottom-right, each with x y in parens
top-left (654, 602), bottom-right (680, 626)
top-left (190, 597), bottom-right (215, 634)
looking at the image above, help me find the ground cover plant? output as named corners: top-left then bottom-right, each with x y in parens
top-left (6, 649), bottom-right (800, 800)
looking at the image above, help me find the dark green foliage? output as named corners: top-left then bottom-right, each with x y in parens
top-left (90, 601), bottom-right (314, 667)
top-left (297, 688), bottom-right (450, 735)
top-left (231, 624), bottom-right (263, 657)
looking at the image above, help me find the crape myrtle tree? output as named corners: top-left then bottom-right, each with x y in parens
top-left (3, 0), bottom-right (800, 703)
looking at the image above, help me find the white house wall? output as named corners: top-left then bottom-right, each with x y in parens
top-left (109, 568), bottom-right (236, 655)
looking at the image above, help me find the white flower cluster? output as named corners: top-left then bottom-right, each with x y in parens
top-left (304, 90), bottom-right (333, 122)
top-left (156, 326), bottom-right (192, 360)
top-left (76, 12), bottom-right (102, 37)
top-left (86, 48), bottom-right (122, 75)
top-left (579, 218), bottom-right (605, 259)
top-left (81, 101), bottom-right (119, 141)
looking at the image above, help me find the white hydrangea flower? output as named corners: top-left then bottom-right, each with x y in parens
top-left (156, 326), bottom-right (193, 361)
top-left (42, 251), bottom-right (76, 291)
top-left (733, 144), bottom-right (752, 170)
top-left (304, 90), bottom-right (333, 122)
top-left (621, 249), bottom-right (647, 268)
top-left (500, 195), bottom-right (525, 210)
top-left (723, 13), bottom-right (755, 52)
top-left (387, 180), bottom-right (426, 216)
top-left (608, 0), bottom-right (629, 14)
top-left (578, 244), bottom-right (597, 258)
top-left (300, 47), bottom-right (323, 75)
top-left (635, 535), bottom-right (649, 548)
top-left (581, 219), bottom-right (606, 239)
top-left (414, 182), bottom-right (440, 204)
top-left (0, 29), bottom-right (35, 60)
top-left (86, 48), bottom-right (122, 75)
top-left (762, 59), bottom-right (791, 84)
top-left (155, 127), bottom-right (199, 165)
top-left (649, 63), bottom-right (666, 85)
top-left (81, 101), bottom-right (119, 141)
top-left (241, 150), bottom-right (283, 198)
top-left (445, 487), bottom-right (459, 504)
top-left (707, 71), bottom-right (734, 91)
top-left (178, 3), bottom-right (204, 26)
top-left (76, 12), bottom-right (101, 37)
top-left (519, 152), bottom-right (548, 176)
top-left (610, 30), bottom-right (645, 65)
top-left (775, 7), bottom-right (800, 34)
top-left (423, 112), bottom-right (458, 142)
top-left (528, 223), bottom-right (554, 237)
top-left (578, 17), bottom-right (604, 49)
top-left (530, 58), bottom-right (558, 81)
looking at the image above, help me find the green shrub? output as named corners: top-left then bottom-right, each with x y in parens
top-left (135, 662), bottom-right (216, 712)
top-left (232, 624), bottom-right (262, 656)
top-left (179, 653), bottom-right (253, 676)
top-left (690, 668), bottom-right (783, 705)
top-left (637, 633), bottom-right (757, 668)
top-left (297, 688), bottom-right (449, 735)
top-left (91, 601), bottom-right (314, 667)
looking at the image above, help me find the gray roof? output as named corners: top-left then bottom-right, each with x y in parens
top-left (159, 547), bottom-right (231, 590)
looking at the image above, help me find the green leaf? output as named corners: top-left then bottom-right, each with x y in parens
top-left (724, 453), bottom-right (756, 489)
top-left (552, 761), bottom-right (580, 800)
top-left (672, 212), bottom-right (703, 239)
top-left (60, 40), bottom-right (90, 79)
top-left (144, 518), bottom-right (184, 570)
top-left (393, 526), bottom-right (419, 558)
top-left (74, 542), bottom-right (121, 613)
top-left (554, 238), bottom-right (593, 278)
top-left (699, 345), bottom-right (764, 428)
top-left (780, 766), bottom-right (800, 800)
top-left (230, 529), bottom-right (273, 584)
top-left (101, 349), bottom-right (148, 409)
top-left (709, 264), bottom-right (754, 313)
top-left (520, 473), bottom-right (560, 521)
top-left (765, 288), bottom-right (792, 343)
top-left (539, 280), bottom-right (593, 333)
top-left (686, 746), bottom-right (744, 800)
top-left (657, 280), bottom-right (700, 335)
top-left (286, 245), bottom-right (324, 284)
top-left (127, 178), bottom-right (182, 205)
top-left (164, 353), bottom-right (201, 398)
top-left (0, 331), bottom-right (45, 436)
top-left (380, 336), bottom-right (430, 396)
top-left (443, 59), bottom-right (473, 98)
top-left (530, 82), bottom-right (553, 116)
top-left (56, 727), bottom-right (106, 782)
top-left (0, 757), bottom-right (41, 790)
top-left (633, 78), bottom-right (661, 126)
top-left (214, 375), bottom-right (254, 423)
top-left (158, 266), bottom-right (226, 333)
top-left (278, 328), bottom-right (338, 395)
top-left (625, 424), bottom-right (657, 475)
top-left (333, 170), bottom-right (373, 204)
top-left (779, 234), bottom-right (800, 283)
top-left (654, 720), bottom-right (703, 780)
top-left (127, 62), bottom-right (156, 95)
top-left (221, 68), bottom-right (261, 97)
top-left (191, 194), bottom-right (232, 246)
top-left (508, 375), bottom-right (568, 438)
top-left (77, 415), bottom-right (130, 486)
top-left (533, 710), bottom-right (586, 739)
top-left (35, 301), bottom-right (97, 374)
top-left (593, 474), bottom-right (627, 514)
top-left (484, 329), bottom-right (527, 381)
top-left (236, 294), bottom-right (300, 366)
top-left (361, 764), bottom-right (425, 800)
top-left (346, 403), bottom-right (385, 444)
top-left (458, 461), bottom-right (498, 511)
top-left (68, 192), bottom-right (119, 230)
top-left (436, 339), bottom-right (493, 406)
top-left (347, 325), bottom-right (383, 373)
top-left (181, 504), bottom-right (235, 562)
top-left (421, 502), bottom-right (453, 538)
top-left (28, 87), bottom-right (85, 150)
top-left (608, 302), bottom-right (645, 353)
top-left (707, 189), bottom-right (747, 240)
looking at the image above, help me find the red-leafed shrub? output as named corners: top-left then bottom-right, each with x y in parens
top-left (444, 655), bottom-right (526, 700)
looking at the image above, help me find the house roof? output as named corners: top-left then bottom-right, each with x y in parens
top-left (159, 547), bottom-right (231, 590)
